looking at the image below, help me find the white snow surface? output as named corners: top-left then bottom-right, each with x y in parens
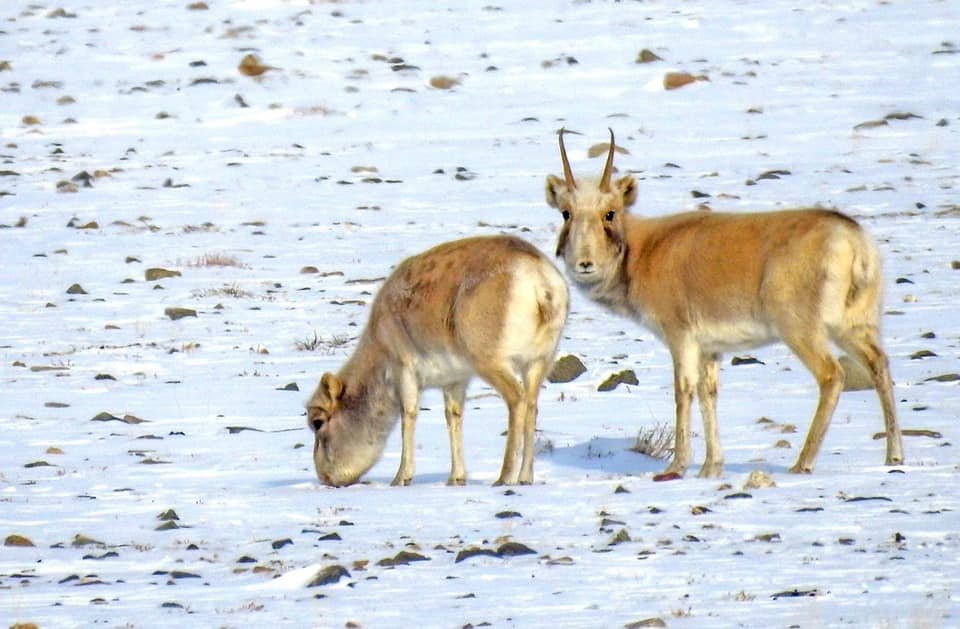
top-left (1, 1), bottom-right (959, 627)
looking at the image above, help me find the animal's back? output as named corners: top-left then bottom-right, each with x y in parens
top-left (626, 208), bottom-right (878, 348)
top-left (370, 236), bottom-right (568, 383)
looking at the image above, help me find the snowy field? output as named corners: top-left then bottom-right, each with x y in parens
top-left (1, 1), bottom-right (959, 627)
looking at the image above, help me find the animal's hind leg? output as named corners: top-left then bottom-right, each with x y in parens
top-left (836, 325), bottom-right (903, 466)
top-left (477, 364), bottom-right (526, 486)
top-left (518, 358), bottom-right (549, 485)
top-left (784, 329), bottom-right (844, 474)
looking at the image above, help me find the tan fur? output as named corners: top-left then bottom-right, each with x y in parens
top-left (546, 129), bottom-right (903, 478)
top-left (306, 235), bottom-right (569, 487)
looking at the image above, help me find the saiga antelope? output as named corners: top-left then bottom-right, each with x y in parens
top-left (307, 235), bottom-right (569, 487)
top-left (545, 128), bottom-right (903, 479)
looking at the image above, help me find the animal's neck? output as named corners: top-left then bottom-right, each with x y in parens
top-left (339, 337), bottom-right (402, 432)
top-left (577, 230), bottom-right (632, 317)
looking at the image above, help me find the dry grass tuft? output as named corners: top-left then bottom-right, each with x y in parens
top-left (188, 253), bottom-right (246, 268)
top-left (629, 424), bottom-right (674, 460)
top-left (296, 332), bottom-right (351, 353)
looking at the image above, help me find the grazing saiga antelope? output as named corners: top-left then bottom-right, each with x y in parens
top-left (307, 235), bottom-right (569, 487)
top-left (545, 128), bottom-right (903, 479)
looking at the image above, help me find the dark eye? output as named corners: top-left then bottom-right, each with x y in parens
top-left (604, 211), bottom-right (616, 221)
top-left (561, 210), bottom-right (571, 221)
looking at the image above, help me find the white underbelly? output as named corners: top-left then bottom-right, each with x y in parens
top-left (696, 318), bottom-right (778, 353)
top-left (414, 352), bottom-right (474, 388)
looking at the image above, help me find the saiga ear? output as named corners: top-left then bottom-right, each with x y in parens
top-left (616, 175), bottom-right (638, 209)
top-left (544, 174), bottom-right (568, 209)
top-left (321, 372), bottom-right (344, 402)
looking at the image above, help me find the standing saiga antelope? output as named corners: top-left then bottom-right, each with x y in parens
top-left (546, 128), bottom-right (903, 479)
top-left (307, 235), bottom-right (569, 487)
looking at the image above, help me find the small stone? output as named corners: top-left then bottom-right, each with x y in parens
top-left (376, 550), bottom-right (429, 567)
top-left (597, 369), bottom-right (637, 392)
top-left (66, 283), bottom-right (87, 295)
top-left (496, 541), bottom-right (536, 557)
top-left (164, 307), bottom-right (197, 320)
top-left (625, 619), bottom-right (667, 628)
top-left (636, 49), bottom-right (663, 63)
top-left (743, 470), bottom-right (776, 490)
top-left (547, 354), bottom-right (587, 383)
top-left (145, 268), bottom-right (181, 281)
top-left (455, 547), bottom-right (500, 563)
top-left (608, 528), bottom-right (631, 545)
top-left (429, 75), bottom-right (460, 89)
top-left (4, 534), bottom-right (35, 547)
top-left (924, 373), bottom-right (960, 383)
top-left (238, 53), bottom-right (273, 77)
top-left (306, 564), bottom-right (350, 587)
top-left (663, 71), bottom-right (705, 90)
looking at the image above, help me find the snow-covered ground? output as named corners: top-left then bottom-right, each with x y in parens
top-left (1, 1), bottom-right (958, 627)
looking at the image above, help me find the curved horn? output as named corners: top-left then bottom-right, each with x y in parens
top-left (599, 127), bottom-right (616, 192)
top-left (558, 127), bottom-right (576, 190)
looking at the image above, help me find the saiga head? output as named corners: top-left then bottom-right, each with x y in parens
top-left (306, 372), bottom-right (385, 487)
top-left (545, 128), bottom-right (637, 285)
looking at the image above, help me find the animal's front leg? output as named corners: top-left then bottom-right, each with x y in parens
top-left (443, 382), bottom-right (468, 486)
top-left (657, 344), bottom-right (698, 480)
top-left (697, 353), bottom-right (723, 478)
top-left (391, 369), bottom-right (420, 486)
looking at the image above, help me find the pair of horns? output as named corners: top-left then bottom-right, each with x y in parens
top-left (558, 127), bottom-right (617, 192)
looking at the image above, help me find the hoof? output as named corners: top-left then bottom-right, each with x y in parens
top-left (446, 477), bottom-right (466, 487)
top-left (697, 464), bottom-right (724, 479)
top-left (787, 464), bottom-right (812, 475)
